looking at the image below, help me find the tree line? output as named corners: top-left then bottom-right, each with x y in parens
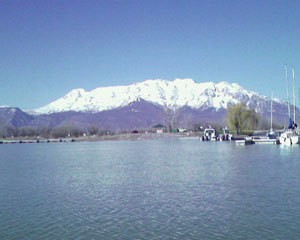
top-left (0, 125), bottom-right (108, 138)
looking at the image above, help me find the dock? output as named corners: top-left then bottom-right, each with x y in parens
top-left (235, 136), bottom-right (279, 145)
top-left (251, 137), bottom-right (279, 145)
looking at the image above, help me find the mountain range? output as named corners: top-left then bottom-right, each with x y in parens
top-left (0, 79), bottom-right (295, 134)
top-left (35, 79), bottom-right (279, 114)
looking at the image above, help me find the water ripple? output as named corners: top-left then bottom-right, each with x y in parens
top-left (1, 142), bottom-right (300, 239)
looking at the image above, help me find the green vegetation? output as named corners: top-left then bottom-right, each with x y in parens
top-left (227, 103), bottom-right (259, 135)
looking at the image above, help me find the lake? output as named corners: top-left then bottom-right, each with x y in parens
top-left (1, 139), bottom-right (300, 239)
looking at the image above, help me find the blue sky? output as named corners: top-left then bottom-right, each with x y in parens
top-left (1, 0), bottom-right (300, 109)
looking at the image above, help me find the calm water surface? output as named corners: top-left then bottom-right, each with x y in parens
top-left (1, 140), bottom-right (300, 239)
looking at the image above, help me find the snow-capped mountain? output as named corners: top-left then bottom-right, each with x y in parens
top-left (35, 79), bottom-right (279, 114)
top-left (0, 79), bottom-right (293, 132)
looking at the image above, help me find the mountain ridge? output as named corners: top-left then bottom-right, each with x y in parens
top-left (0, 79), bottom-right (294, 135)
top-left (35, 79), bottom-right (282, 114)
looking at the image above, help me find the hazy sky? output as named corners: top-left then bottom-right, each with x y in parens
top-left (1, 0), bottom-right (300, 109)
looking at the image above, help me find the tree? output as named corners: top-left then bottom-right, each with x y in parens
top-left (0, 125), bottom-right (17, 138)
top-left (51, 125), bottom-right (84, 138)
top-left (18, 126), bottom-right (36, 137)
top-left (164, 105), bottom-right (179, 132)
top-left (227, 103), bottom-right (259, 134)
top-left (242, 108), bottom-right (259, 132)
top-left (87, 125), bottom-right (99, 136)
top-left (51, 127), bottom-right (69, 138)
top-left (36, 126), bottom-right (51, 138)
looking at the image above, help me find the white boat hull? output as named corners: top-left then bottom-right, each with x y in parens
top-left (279, 136), bottom-right (292, 145)
top-left (291, 135), bottom-right (300, 144)
top-left (279, 131), bottom-right (300, 145)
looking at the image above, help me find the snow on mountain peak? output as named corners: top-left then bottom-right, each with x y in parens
top-left (0, 105), bottom-right (10, 108)
top-left (35, 79), bottom-right (269, 114)
top-left (64, 88), bottom-right (86, 98)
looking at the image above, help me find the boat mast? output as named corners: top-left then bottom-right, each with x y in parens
top-left (292, 67), bottom-right (296, 123)
top-left (285, 65), bottom-right (291, 122)
top-left (271, 91), bottom-right (273, 131)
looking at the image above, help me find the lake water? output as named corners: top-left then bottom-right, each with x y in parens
top-left (1, 139), bottom-right (300, 239)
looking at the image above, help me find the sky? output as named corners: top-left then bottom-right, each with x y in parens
top-left (1, 0), bottom-right (300, 109)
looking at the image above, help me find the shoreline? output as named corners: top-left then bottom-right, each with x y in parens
top-left (0, 130), bottom-right (281, 144)
top-left (0, 132), bottom-right (201, 144)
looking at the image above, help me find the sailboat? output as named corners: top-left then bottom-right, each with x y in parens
top-left (279, 67), bottom-right (300, 145)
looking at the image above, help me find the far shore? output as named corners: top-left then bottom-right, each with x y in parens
top-left (0, 130), bottom-right (282, 144)
top-left (0, 132), bottom-right (201, 144)
top-left (81, 132), bottom-right (201, 141)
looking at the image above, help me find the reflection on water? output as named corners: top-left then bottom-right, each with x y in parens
top-left (1, 140), bottom-right (300, 239)
top-left (279, 143), bottom-right (300, 157)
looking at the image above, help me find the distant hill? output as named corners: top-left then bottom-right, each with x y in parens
top-left (0, 107), bottom-right (33, 127)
